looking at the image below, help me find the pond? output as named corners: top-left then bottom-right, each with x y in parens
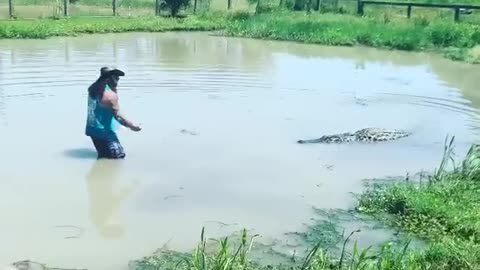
top-left (0, 32), bottom-right (479, 270)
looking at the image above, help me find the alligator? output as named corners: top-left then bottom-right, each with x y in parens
top-left (297, 128), bottom-right (411, 144)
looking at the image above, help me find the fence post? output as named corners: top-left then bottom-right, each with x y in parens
top-left (357, 0), bottom-right (363, 15)
top-left (8, 0), bottom-right (13, 18)
top-left (454, 7), bottom-right (460, 21)
top-left (315, 0), bottom-right (320, 11)
top-left (155, 0), bottom-right (159, 15)
top-left (407, 5), bottom-right (411, 18)
top-left (112, 0), bottom-right (117, 16)
top-left (193, 0), bottom-right (197, 13)
top-left (63, 0), bottom-right (69, 16)
top-left (306, 0), bottom-right (312, 13)
top-left (227, 0), bottom-right (231, 9)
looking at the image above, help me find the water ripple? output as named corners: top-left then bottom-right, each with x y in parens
top-left (373, 91), bottom-right (479, 117)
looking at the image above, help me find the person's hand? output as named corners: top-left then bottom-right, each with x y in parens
top-left (130, 124), bottom-right (142, 132)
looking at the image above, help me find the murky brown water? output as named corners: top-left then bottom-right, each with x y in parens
top-left (1, 32), bottom-right (480, 270)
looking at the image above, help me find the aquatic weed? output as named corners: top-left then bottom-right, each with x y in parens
top-left (356, 138), bottom-right (480, 268)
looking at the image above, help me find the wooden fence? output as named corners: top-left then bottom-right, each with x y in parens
top-left (4, 0), bottom-right (480, 20)
top-left (4, 0), bottom-right (222, 18)
top-left (357, 0), bottom-right (480, 21)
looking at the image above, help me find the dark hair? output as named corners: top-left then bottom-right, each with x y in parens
top-left (88, 77), bottom-right (108, 99)
top-left (88, 75), bottom-right (119, 99)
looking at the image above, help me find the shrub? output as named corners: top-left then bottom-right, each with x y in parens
top-left (161, 0), bottom-right (191, 17)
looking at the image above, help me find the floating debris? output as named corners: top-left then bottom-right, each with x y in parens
top-left (180, 129), bottom-right (198, 136)
top-left (10, 260), bottom-right (87, 270)
top-left (163, 195), bottom-right (181, 200)
top-left (323, 164), bottom-right (335, 170)
top-left (52, 225), bottom-right (85, 239)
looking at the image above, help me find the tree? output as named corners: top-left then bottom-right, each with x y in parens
top-left (160, 0), bottom-right (190, 17)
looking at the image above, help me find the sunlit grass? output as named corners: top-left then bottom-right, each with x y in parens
top-left (223, 11), bottom-right (480, 51)
top-left (356, 136), bottom-right (480, 269)
top-left (0, 12), bottom-right (230, 38)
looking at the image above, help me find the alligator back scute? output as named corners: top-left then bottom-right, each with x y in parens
top-left (297, 128), bottom-right (411, 144)
top-left (354, 128), bottom-right (411, 142)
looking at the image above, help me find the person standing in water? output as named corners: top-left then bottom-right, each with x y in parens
top-left (85, 67), bottom-right (141, 159)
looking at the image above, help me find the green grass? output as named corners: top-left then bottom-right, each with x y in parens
top-left (130, 227), bottom-right (415, 270)
top-left (0, 0), bottom-right (252, 19)
top-left (356, 137), bottom-right (480, 241)
top-left (0, 12), bottom-right (229, 38)
top-left (130, 229), bottom-right (478, 270)
top-left (223, 11), bottom-right (480, 55)
top-left (355, 137), bottom-right (480, 269)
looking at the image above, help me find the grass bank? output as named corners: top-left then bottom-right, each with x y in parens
top-left (355, 137), bottom-right (480, 269)
top-left (125, 138), bottom-right (480, 270)
top-left (1, 11), bottom-right (480, 62)
top-left (0, 13), bottom-right (229, 39)
top-left (223, 11), bottom-right (480, 63)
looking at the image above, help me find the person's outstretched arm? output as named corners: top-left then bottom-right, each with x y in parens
top-left (106, 94), bottom-right (141, 132)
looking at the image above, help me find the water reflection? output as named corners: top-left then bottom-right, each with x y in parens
top-left (65, 41), bottom-right (71, 63)
top-left (85, 160), bottom-right (138, 240)
top-left (5, 32), bottom-right (479, 107)
top-left (64, 148), bottom-right (98, 159)
top-left (0, 54), bottom-right (5, 126)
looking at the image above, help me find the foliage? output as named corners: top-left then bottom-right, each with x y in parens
top-left (356, 137), bottom-right (480, 269)
top-left (131, 228), bottom-right (480, 270)
top-left (0, 13), bottom-right (228, 39)
top-left (223, 11), bottom-right (480, 52)
top-left (161, 0), bottom-right (191, 17)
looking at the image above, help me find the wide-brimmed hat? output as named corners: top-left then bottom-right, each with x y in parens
top-left (100, 66), bottom-right (125, 78)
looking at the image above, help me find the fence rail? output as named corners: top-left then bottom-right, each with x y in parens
top-left (2, 0), bottom-right (480, 20)
top-left (357, 0), bottom-right (480, 21)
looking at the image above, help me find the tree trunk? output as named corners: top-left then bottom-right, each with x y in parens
top-left (293, 0), bottom-right (308, 10)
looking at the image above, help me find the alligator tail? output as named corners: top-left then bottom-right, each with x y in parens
top-left (297, 138), bottom-right (322, 144)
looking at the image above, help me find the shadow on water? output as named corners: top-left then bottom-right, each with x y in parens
top-left (63, 148), bottom-right (98, 159)
top-left (85, 159), bottom-right (139, 240)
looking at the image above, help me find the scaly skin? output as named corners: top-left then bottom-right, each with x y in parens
top-left (297, 128), bottom-right (411, 144)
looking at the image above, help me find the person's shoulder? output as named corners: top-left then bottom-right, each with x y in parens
top-left (101, 91), bottom-right (118, 106)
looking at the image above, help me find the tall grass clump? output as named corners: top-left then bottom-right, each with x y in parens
top-left (132, 227), bottom-right (417, 270)
top-left (223, 11), bottom-right (480, 52)
top-left (132, 227), bottom-right (479, 270)
top-left (356, 136), bottom-right (480, 268)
